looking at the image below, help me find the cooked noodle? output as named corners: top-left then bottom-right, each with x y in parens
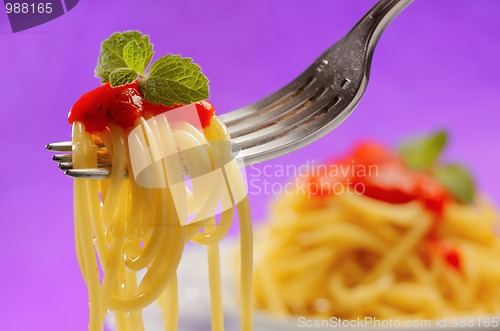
top-left (72, 114), bottom-right (253, 331)
top-left (253, 186), bottom-right (500, 319)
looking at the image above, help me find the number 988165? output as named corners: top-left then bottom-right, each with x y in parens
top-left (5, 2), bottom-right (53, 14)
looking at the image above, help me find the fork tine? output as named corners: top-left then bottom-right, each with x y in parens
top-left (232, 90), bottom-right (340, 149)
top-left (58, 162), bottom-right (112, 171)
top-left (52, 152), bottom-right (110, 163)
top-left (219, 74), bottom-right (315, 126)
top-left (46, 140), bottom-right (105, 152)
top-left (46, 141), bottom-right (72, 152)
top-left (65, 169), bottom-right (115, 179)
top-left (228, 84), bottom-right (327, 139)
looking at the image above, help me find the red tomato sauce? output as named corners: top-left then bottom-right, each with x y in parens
top-left (307, 141), bottom-right (462, 271)
top-left (307, 141), bottom-right (450, 213)
top-left (68, 81), bottom-right (215, 133)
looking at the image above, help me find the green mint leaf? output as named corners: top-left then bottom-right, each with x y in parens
top-left (95, 31), bottom-right (154, 83)
top-left (434, 163), bottom-right (476, 204)
top-left (138, 54), bottom-right (209, 106)
top-left (109, 68), bottom-right (137, 87)
top-left (398, 130), bottom-right (448, 171)
top-left (123, 40), bottom-right (144, 73)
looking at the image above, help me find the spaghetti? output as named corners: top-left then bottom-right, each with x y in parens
top-left (253, 140), bottom-right (500, 320)
top-left (71, 97), bottom-right (253, 331)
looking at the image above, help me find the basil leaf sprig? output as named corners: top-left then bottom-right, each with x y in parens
top-left (398, 130), bottom-right (447, 171)
top-left (434, 164), bottom-right (475, 204)
top-left (95, 31), bottom-right (153, 83)
top-left (139, 55), bottom-right (209, 106)
top-left (95, 31), bottom-right (209, 107)
top-left (398, 131), bottom-right (476, 204)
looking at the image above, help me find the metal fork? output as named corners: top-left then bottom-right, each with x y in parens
top-left (47, 0), bottom-right (413, 179)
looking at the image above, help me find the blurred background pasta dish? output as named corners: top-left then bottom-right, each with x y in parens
top-left (252, 132), bottom-right (500, 321)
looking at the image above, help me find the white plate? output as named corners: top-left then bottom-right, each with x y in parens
top-left (107, 243), bottom-right (499, 331)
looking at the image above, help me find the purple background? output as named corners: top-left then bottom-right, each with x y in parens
top-left (1, 0), bottom-right (500, 330)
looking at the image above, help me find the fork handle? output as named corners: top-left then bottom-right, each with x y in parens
top-left (362, 0), bottom-right (413, 39)
top-left (343, 0), bottom-right (414, 71)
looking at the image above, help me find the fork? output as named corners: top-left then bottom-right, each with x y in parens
top-left (47, 0), bottom-right (413, 179)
